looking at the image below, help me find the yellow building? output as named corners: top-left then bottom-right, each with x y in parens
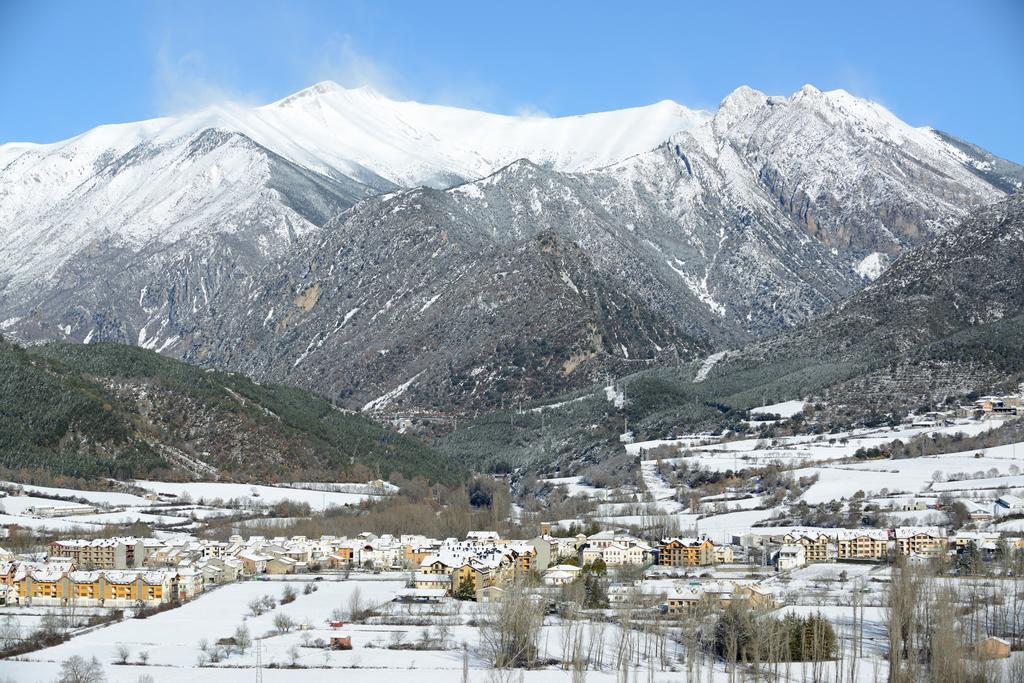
top-left (451, 563), bottom-right (495, 594)
top-left (895, 527), bottom-right (948, 558)
top-left (836, 531), bottom-right (889, 560)
top-left (403, 546), bottom-right (432, 568)
top-left (657, 538), bottom-right (715, 567)
top-left (784, 533), bottom-right (836, 563)
top-left (15, 568), bottom-right (174, 606)
top-left (511, 547), bottom-right (535, 577)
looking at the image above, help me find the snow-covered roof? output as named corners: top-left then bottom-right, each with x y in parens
top-left (894, 526), bottom-right (946, 539)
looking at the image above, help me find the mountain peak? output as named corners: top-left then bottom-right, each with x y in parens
top-left (713, 86), bottom-right (768, 129)
top-left (272, 80), bottom-right (386, 108)
top-left (719, 85), bottom-right (766, 109)
top-left (308, 79), bottom-right (345, 94)
top-left (795, 83), bottom-right (821, 97)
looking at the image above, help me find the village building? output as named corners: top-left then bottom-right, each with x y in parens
top-left (657, 537), bottom-right (715, 567)
top-left (894, 527), bottom-right (948, 558)
top-left (28, 504), bottom-right (96, 518)
top-left (782, 531), bottom-right (837, 563)
top-left (836, 529), bottom-right (890, 560)
top-left (542, 564), bottom-right (581, 586)
top-left (776, 544), bottom-right (806, 571)
top-left (661, 580), bottom-right (776, 614)
top-left (49, 537), bottom-right (147, 569)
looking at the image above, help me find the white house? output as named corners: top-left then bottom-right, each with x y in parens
top-left (543, 564), bottom-right (581, 586)
top-left (775, 544), bottom-right (806, 571)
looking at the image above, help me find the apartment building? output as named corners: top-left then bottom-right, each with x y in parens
top-left (657, 537), bottom-right (715, 567)
top-left (49, 537), bottom-right (147, 569)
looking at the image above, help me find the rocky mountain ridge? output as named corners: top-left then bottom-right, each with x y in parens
top-left (0, 83), bottom-right (1020, 414)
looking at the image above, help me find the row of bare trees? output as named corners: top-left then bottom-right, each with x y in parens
top-left (887, 560), bottom-right (1024, 683)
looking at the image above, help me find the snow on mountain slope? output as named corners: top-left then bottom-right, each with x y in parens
top-left (0, 128), bottom-right (367, 290)
top-left (247, 83), bottom-right (712, 186)
top-left (703, 85), bottom-right (1003, 251)
top-left (606, 84), bottom-right (1007, 265)
top-left (0, 82), bottom-right (709, 286)
top-left (0, 81), bottom-right (710, 192)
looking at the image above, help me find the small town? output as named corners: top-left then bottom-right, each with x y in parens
top-left (1, 522), bottom-right (1021, 608)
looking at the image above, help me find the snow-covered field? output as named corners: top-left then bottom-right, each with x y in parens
top-left (4, 578), bottom-right (403, 680)
top-left (0, 478), bottom-right (382, 533)
top-left (750, 400), bottom-right (808, 418)
top-left (1, 577), bottom-right (730, 683)
top-left (132, 481), bottom-right (377, 511)
top-left (1, 482), bottom-right (156, 508)
top-left (541, 476), bottom-right (629, 500)
top-left (602, 419), bottom-right (1023, 536)
top-left (797, 440), bottom-right (1024, 504)
top-left (633, 420), bottom-right (999, 472)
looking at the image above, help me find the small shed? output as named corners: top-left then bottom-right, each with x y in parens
top-left (330, 635), bottom-right (352, 650)
top-left (976, 636), bottom-right (1011, 659)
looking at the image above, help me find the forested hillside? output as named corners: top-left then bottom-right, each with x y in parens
top-left (0, 339), bottom-right (461, 483)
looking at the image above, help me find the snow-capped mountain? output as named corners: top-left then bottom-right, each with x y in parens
top-left (0, 82), bottom-right (1019, 413)
top-left (0, 82), bottom-right (708, 290)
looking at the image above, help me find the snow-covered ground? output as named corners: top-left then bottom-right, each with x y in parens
top-left (633, 420), bottom-right (1000, 471)
top-left (750, 399), bottom-right (808, 418)
top-left (797, 440), bottom-right (1024, 504)
top-left (5, 578), bottom-right (402, 679)
top-left (2, 577), bottom-right (736, 682)
top-left (131, 481), bottom-right (377, 511)
top-left (0, 479), bottom-right (376, 532)
top-left (618, 420), bottom-right (1022, 535)
top-left (1, 482), bottom-right (156, 508)
top-left (541, 476), bottom-right (628, 500)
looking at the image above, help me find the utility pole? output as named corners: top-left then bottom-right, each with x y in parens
top-left (255, 638), bottom-right (263, 683)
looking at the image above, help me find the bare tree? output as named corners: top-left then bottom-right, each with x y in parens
top-left (571, 626), bottom-right (587, 683)
top-left (248, 598), bottom-right (266, 617)
top-left (234, 623), bottom-right (252, 654)
top-left (886, 562), bottom-right (923, 683)
top-left (56, 655), bottom-right (106, 683)
top-left (927, 584), bottom-right (966, 682)
top-left (273, 612), bottom-right (296, 634)
top-left (347, 585), bottom-right (365, 621)
top-left (479, 582), bottom-right (545, 670)
top-left (0, 615), bottom-right (20, 649)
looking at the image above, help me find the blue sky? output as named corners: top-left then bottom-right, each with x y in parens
top-left (2, 1), bottom-right (1022, 161)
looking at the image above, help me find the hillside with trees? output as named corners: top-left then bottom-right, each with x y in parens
top-left (0, 338), bottom-right (461, 484)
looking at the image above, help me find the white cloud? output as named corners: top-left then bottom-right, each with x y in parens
top-left (311, 35), bottom-right (404, 99)
top-left (153, 45), bottom-right (261, 115)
